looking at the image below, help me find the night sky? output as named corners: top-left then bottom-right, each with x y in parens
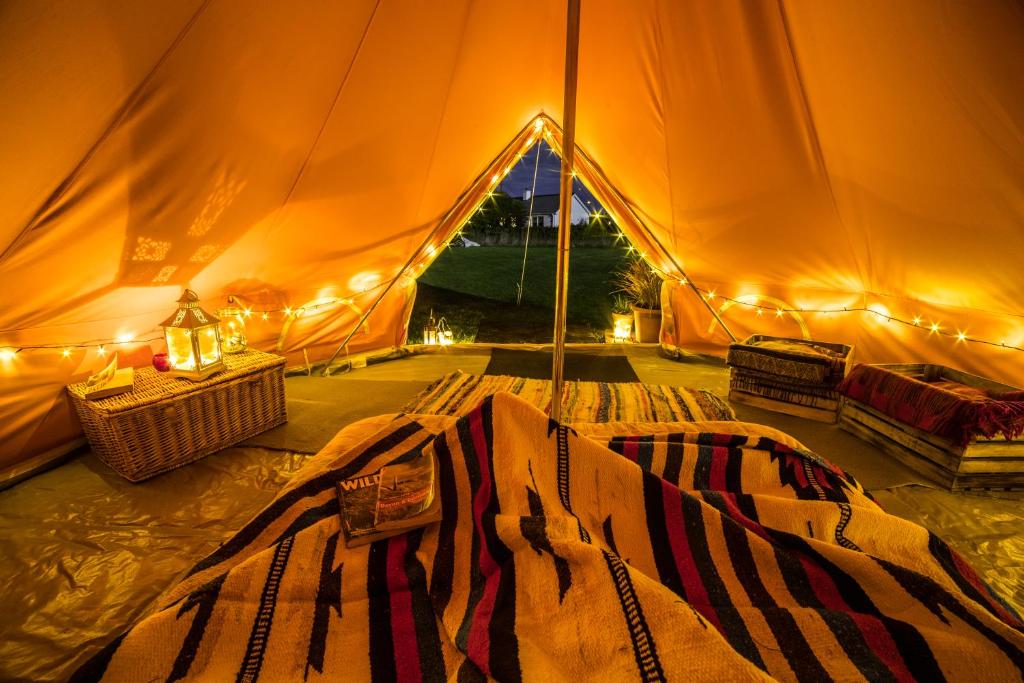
top-left (497, 140), bottom-right (600, 209)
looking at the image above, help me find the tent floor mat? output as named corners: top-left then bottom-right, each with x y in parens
top-left (484, 347), bottom-right (639, 382)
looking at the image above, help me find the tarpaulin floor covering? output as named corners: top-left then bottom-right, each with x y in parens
top-left (1, 346), bottom-right (1021, 682)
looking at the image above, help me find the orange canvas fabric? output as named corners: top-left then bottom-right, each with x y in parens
top-left (1, 0), bottom-right (1022, 469)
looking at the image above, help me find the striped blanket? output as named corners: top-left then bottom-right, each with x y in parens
top-left (404, 370), bottom-right (734, 423)
top-left (75, 393), bottom-right (1023, 681)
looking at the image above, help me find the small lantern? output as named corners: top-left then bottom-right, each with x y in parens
top-left (612, 313), bottom-right (633, 342)
top-left (217, 296), bottom-right (247, 354)
top-left (438, 316), bottom-right (453, 346)
top-left (423, 310), bottom-right (438, 345)
top-left (161, 289), bottom-right (225, 380)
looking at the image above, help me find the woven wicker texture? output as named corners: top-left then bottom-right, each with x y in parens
top-left (68, 350), bottom-right (287, 482)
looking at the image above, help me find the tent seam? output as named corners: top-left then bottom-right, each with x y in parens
top-left (410, 3), bottom-right (473, 223)
top-left (774, 0), bottom-right (873, 291)
top-left (651, 3), bottom-right (681, 255)
top-left (267, 0), bottom-right (382, 228)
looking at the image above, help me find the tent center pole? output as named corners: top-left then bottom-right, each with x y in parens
top-left (551, 0), bottom-right (582, 423)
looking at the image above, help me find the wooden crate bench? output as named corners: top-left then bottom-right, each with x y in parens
top-left (68, 349), bottom-right (287, 482)
top-left (727, 335), bottom-right (854, 423)
top-left (838, 363), bottom-right (1024, 490)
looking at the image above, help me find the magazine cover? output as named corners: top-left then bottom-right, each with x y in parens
top-left (337, 450), bottom-right (441, 547)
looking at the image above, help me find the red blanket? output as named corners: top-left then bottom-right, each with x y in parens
top-left (838, 365), bottom-right (1024, 446)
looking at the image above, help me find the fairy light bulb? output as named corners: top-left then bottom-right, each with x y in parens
top-left (0, 348), bottom-right (17, 361)
top-left (284, 307), bottom-right (292, 317)
top-left (97, 346), bottom-right (106, 356)
top-left (707, 290), bottom-right (716, 300)
top-left (930, 322), bottom-right (940, 333)
top-left (62, 348), bottom-right (71, 358)
top-left (243, 308), bottom-right (252, 318)
top-left (261, 312), bottom-right (269, 321)
top-left (957, 331), bottom-right (967, 342)
top-left (756, 308), bottom-right (764, 316)
top-left (776, 309), bottom-right (784, 318)
top-left (913, 316), bottom-right (922, 326)
top-left (534, 118), bottom-right (544, 131)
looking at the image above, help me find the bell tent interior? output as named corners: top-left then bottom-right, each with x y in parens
top-left (1, 1), bottom-right (1023, 680)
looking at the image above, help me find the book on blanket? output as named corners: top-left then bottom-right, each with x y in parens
top-left (336, 450), bottom-right (442, 547)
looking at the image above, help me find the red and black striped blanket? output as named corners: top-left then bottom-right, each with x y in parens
top-left (839, 364), bottom-right (1024, 446)
top-left (75, 393), bottom-right (1023, 681)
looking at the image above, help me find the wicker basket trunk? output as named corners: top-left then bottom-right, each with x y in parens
top-left (68, 349), bottom-right (287, 482)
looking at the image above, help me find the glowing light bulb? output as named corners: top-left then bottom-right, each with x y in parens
top-left (284, 307), bottom-right (293, 317)
top-left (261, 312), bottom-right (269, 321)
top-left (97, 346), bottom-right (106, 356)
top-left (244, 308), bottom-right (252, 318)
top-left (534, 118), bottom-right (544, 130)
top-left (707, 290), bottom-right (716, 300)
top-left (776, 309), bottom-right (784, 318)
top-left (116, 333), bottom-right (133, 344)
top-left (756, 308), bottom-right (764, 316)
top-left (930, 322), bottom-right (940, 333)
top-left (490, 174), bottom-right (499, 184)
top-left (957, 331), bottom-right (967, 342)
top-left (679, 277), bottom-right (688, 285)
top-left (62, 348), bottom-right (72, 358)
top-left (912, 316), bottom-right (922, 326)
top-left (0, 348), bottom-right (17, 361)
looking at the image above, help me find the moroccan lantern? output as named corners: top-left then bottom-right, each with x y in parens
top-left (217, 296), bottom-right (247, 354)
top-left (438, 316), bottom-right (453, 346)
top-left (423, 310), bottom-right (438, 345)
top-left (161, 289), bottom-right (225, 380)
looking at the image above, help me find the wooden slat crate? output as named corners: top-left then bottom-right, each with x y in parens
top-left (727, 335), bottom-right (854, 424)
top-left (68, 349), bottom-right (287, 482)
top-left (838, 363), bottom-right (1024, 490)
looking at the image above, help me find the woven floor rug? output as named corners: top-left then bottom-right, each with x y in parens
top-left (484, 348), bottom-right (639, 382)
top-left (402, 370), bottom-right (734, 422)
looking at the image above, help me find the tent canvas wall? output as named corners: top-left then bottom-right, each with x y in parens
top-left (1, 0), bottom-right (1022, 476)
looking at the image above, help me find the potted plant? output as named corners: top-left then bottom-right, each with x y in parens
top-left (614, 256), bottom-right (663, 343)
top-left (610, 294), bottom-right (633, 341)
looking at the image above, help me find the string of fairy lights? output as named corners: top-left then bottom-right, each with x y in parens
top-left (0, 294), bottom-right (366, 362)
top-left (1, 116), bottom-right (1021, 363)
top-left (619, 242), bottom-right (1023, 353)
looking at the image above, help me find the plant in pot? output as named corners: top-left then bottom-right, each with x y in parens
top-left (610, 294), bottom-right (633, 341)
top-left (614, 256), bottom-right (663, 343)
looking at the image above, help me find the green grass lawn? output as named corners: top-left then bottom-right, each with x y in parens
top-left (410, 246), bottom-right (631, 344)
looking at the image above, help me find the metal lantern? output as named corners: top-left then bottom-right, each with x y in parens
top-left (438, 316), bottom-right (453, 345)
top-left (217, 296), bottom-right (247, 354)
top-left (161, 289), bottom-right (225, 380)
top-left (423, 310), bottom-right (438, 345)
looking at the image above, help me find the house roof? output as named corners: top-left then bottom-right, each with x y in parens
top-left (518, 193), bottom-right (586, 217)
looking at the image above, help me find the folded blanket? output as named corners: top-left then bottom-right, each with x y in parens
top-left (727, 338), bottom-right (849, 386)
top-left (404, 370), bottom-right (735, 422)
top-left (839, 364), bottom-right (1024, 446)
top-left (75, 393), bottom-right (1023, 681)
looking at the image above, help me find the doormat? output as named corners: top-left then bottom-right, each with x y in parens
top-left (484, 348), bottom-right (639, 383)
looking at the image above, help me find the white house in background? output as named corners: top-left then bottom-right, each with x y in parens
top-left (518, 189), bottom-right (591, 228)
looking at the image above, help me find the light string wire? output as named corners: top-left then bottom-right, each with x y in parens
top-left (636, 254), bottom-right (1022, 352)
top-left (0, 285), bottom-right (382, 358)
